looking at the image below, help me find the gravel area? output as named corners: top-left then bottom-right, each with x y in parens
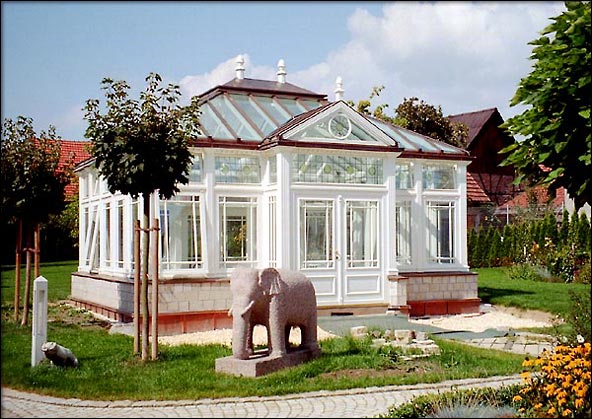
top-left (408, 304), bottom-right (559, 333)
top-left (158, 325), bottom-right (338, 347)
top-left (157, 305), bottom-right (558, 347)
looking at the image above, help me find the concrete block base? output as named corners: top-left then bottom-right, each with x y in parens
top-left (215, 347), bottom-right (321, 377)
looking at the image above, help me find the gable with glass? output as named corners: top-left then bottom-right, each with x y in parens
top-left (72, 65), bottom-right (479, 333)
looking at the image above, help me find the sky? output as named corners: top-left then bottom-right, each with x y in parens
top-left (1, 1), bottom-right (566, 141)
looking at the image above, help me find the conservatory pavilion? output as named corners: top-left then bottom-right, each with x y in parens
top-left (71, 57), bottom-right (480, 334)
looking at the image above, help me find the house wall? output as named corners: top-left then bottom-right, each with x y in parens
top-left (73, 146), bottom-right (478, 332)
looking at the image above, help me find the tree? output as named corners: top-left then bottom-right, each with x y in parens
top-left (393, 97), bottom-right (468, 148)
top-left (349, 87), bottom-right (468, 147)
top-left (1, 116), bottom-right (72, 323)
top-left (501, 1), bottom-right (591, 210)
top-left (83, 72), bottom-right (201, 360)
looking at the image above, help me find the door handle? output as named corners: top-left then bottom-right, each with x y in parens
top-left (335, 251), bottom-right (340, 260)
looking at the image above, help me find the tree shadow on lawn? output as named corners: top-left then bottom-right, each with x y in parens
top-left (478, 287), bottom-right (533, 303)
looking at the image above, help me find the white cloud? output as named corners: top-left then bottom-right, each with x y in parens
top-left (178, 2), bottom-right (565, 120)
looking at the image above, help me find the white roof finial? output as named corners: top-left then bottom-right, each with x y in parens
top-left (235, 54), bottom-right (245, 80)
top-left (277, 59), bottom-right (286, 83)
top-left (334, 76), bottom-right (344, 101)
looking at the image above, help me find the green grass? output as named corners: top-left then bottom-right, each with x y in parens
top-left (1, 262), bottom-right (588, 401)
top-left (1, 260), bottom-right (77, 306)
top-left (1, 318), bottom-right (525, 401)
top-left (475, 267), bottom-right (590, 317)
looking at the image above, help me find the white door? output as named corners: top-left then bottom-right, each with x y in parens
top-left (297, 195), bottom-right (383, 306)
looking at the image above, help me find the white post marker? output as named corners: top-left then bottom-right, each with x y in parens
top-left (31, 276), bottom-right (48, 367)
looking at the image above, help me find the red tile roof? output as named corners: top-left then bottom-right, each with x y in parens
top-left (499, 186), bottom-right (565, 212)
top-left (57, 140), bottom-right (91, 198)
top-left (466, 172), bottom-right (491, 204)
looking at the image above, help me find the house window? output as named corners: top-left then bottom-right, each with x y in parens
top-left (269, 157), bottom-right (277, 184)
top-left (292, 154), bottom-right (383, 184)
top-left (395, 201), bottom-right (412, 265)
top-left (116, 199), bottom-right (124, 268)
top-left (215, 156), bottom-right (260, 183)
top-left (427, 201), bottom-right (455, 264)
top-left (160, 195), bottom-right (203, 270)
top-left (219, 197), bottom-right (258, 267)
top-left (423, 164), bottom-right (456, 190)
top-left (395, 163), bottom-right (414, 189)
top-left (347, 201), bottom-right (378, 268)
top-left (299, 200), bottom-right (334, 269)
top-left (269, 197), bottom-right (277, 267)
top-left (189, 155), bottom-right (203, 183)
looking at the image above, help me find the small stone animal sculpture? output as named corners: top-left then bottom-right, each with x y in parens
top-left (228, 267), bottom-right (319, 360)
top-left (41, 341), bottom-right (79, 367)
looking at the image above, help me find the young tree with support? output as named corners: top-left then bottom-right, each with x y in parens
top-left (83, 73), bottom-right (201, 361)
top-left (1, 117), bottom-right (72, 325)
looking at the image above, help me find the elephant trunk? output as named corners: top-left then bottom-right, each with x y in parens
top-left (231, 299), bottom-right (256, 360)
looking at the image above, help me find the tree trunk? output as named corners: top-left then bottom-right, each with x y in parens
top-left (14, 219), bottom-right (22, 322)
top-left (21, 225), bottom-right (32, 326)
top-left (150, 217), bottom-right (159, 360)
top-left (141, 194), bottom-right (150, 361)
top-left (133, 219), bottom-right (141, 356)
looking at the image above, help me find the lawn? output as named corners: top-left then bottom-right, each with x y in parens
top-left (1, 261), bottom-right (589, 401)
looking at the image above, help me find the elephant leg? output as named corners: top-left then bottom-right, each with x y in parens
top-left (247, 324), bottom-right (254, 357)
top-left (284, 325), bottom-right (292, 351)
top-left (302, 324), bottom-right (319, 351)
top-left (269, 319), bottom-right (286, 358)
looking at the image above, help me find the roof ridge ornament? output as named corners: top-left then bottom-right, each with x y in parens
top-left (235, 55), bottom-right (245, 80)
top-left (277, 59), bottom-right (286, 83)
top-left (334, 76), bottom-right (344, 101)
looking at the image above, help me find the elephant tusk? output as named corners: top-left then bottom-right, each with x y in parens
top-left (240, 300), bottom-right (255, 317)
top-left (227, 306), bottom-right (233, 317)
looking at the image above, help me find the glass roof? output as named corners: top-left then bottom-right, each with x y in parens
top-left (371, 118), bottom-right (462, 154)
top-left (197, 83), bottom-right (465, 156)
top-left (198, 92), bottom-right (324, 141)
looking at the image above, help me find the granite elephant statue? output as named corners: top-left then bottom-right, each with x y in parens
top-left (228, 267), bottom-right (319, 360)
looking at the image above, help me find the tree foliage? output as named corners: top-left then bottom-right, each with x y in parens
top-left (83, 72), bottom-right (201, 360)
top-left (393, 97), bottom-right (468, 148)
top-left (501, 1), bottom-right (591, 210)
top-left (1, 116), bottom-right (71, 225)
top-left (349, 86), bottom-right (468, 148)
top-left (83, 73), bottom-right (201, 199)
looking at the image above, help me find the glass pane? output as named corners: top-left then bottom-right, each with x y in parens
top-left (428, 202), bottom-right (455, 264)
top-left (423, 165), bottom-right (456, 190)
top-left (199, 103), bottom-right (234, 139)
top-left (277, 97), bottom-right (306, 116)
top-left (230, 94), bottom-right (278, 135)
top-left (210, 95), bottom-right (261, 141)
top-left (255, 96), bottom-right (291, 123)
top-left (299, 99), bottom-right (323, 111)
top-left (160, 196), bottom-right (202, 270)
top-left (347, 201), bottom-right (378, 268)
top-left (293, 154), bottom-right (383, 184)
top-left (395, 163), bottom-right (414, 189)
top-left (395, 201), bottom-right (412, 264)
top-left (300, 200), bottom-right (333, 269)
top-left (189, 155), bottom-right (202, 182)
top-left (269, 197), bottom-right (277, 267)
top-left (215, 156), bottom-right (261, 183)
top-left (219, 197), bottom-right (257, 267)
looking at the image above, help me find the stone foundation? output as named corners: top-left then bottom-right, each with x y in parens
top-left (215, 348), bottom-right (321, 377)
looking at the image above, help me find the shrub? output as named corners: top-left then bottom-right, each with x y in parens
top-left (507, 263), bottom-right (557, 282)
top-left (514, 342), bottom-right (591, 418)
top-left (377, 386), bottom-right (520, 418)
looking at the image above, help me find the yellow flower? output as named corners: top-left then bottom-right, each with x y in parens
top-left (513, 395), bottom-right (523, 402)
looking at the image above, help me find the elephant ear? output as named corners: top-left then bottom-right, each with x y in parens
top-left (258, 268), bottom-right (281, 296)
